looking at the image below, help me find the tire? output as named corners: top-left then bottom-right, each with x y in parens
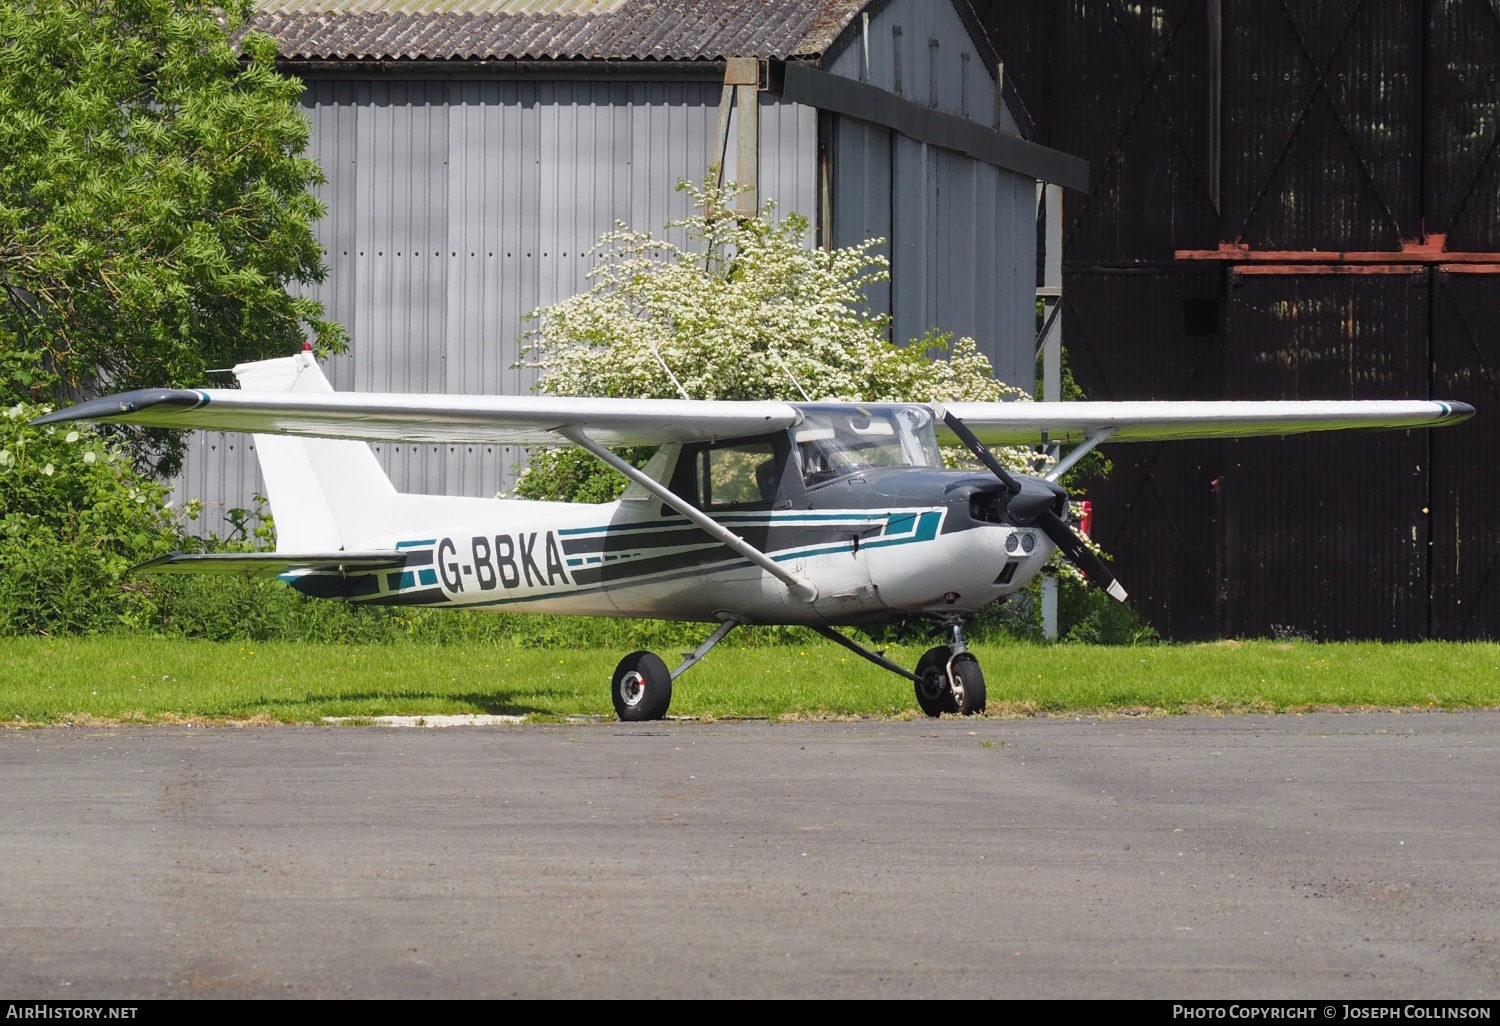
top-left (914, 645), bottom-right (957, 717)
top-left (612, 651), bottom-right (673, 722)
top-left (949, 653), bottom-right (986, 716)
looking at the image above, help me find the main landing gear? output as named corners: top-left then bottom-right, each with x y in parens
top-left (812, 618), bottom-right (986, 718)
top-left (611, 618), bottom-right (739, 722)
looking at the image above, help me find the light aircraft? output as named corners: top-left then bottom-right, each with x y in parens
top-left (36, 350), bottom-right (1473, 720)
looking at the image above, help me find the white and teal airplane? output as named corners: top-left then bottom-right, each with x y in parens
top-left (37, 351), bottom-right (1473, 720)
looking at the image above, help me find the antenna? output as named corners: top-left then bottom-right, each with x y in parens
top-left (770, 350), bottom-right (812, 402)
top-left (645, 339), bottom-right (691, 400)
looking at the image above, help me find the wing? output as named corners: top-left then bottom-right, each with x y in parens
top-left (133, 552), bottom-right (407, 576)
top-left (937, 400), bottom-right (1474, 446)
top-left (31, 388), bottom-right (802, 447)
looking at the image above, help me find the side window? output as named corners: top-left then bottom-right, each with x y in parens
top-left (694, 441), bottom-right (779, 510)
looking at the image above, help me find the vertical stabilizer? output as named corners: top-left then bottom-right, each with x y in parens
top-left (234, 351), bottom-right (397, 553)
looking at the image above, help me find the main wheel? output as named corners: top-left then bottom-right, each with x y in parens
top-left (948, 653), bottom-right (987, 716)
top-left (914, 646), bottom-right (958, 717)
top-left (611, 651), bottom-right (672, 722)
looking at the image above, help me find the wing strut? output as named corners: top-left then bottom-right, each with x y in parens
top-left (1044, 428), bottom-right (1115, 483)
top-left (557, 427), bottom-right (819, 603)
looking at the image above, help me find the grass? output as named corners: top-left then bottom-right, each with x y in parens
top-left (2, 636), bottom-right (1499, 725)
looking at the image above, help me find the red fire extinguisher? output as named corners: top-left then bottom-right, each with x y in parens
top-left (1080, 500), bottom-right (1093, 538)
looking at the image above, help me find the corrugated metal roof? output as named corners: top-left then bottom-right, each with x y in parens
top-left (250, 0), bottom-right (871, 62)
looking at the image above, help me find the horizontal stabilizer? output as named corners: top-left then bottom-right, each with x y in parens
top-left (131, 552), bottom-right (406, 577)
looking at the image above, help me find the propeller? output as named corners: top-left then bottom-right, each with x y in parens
top-left (940, 409), bottom-right (1128, 603)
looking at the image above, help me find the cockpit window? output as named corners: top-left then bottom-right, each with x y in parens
top-left (794, 405), bottom-right (942, 487)
top-left (695, 441), bottom-right (778, 509)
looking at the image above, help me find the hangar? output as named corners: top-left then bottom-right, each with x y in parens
top-left (975, 0), bottom-right (1500, 641)
top-left (174, 0), bottom-right (1086, 535)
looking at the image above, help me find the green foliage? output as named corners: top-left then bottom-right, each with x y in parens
top-left (1057, 577), bottom-right (1159, 645)
top-left (0, 0), bottom-right (346, 474)
top-left (515, 446), bottom-right (653, 504)
top-left (0, 401), bottom-right (186, 634)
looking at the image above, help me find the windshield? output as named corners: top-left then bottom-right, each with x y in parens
top-left (794, 405), bottom-right (942, 486)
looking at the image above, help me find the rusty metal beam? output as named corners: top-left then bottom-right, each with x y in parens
top-left (1179, 236), bottom-right (1500, 266)
top-left (1229, 265), bottom-right (1423, 276)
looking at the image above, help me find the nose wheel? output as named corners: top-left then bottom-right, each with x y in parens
top-left (914, 646), bottom-right (986, 717)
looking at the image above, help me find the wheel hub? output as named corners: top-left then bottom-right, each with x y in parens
top-left (618, 670), bottom-right (646, 708)
top-left (949, 664), bottom-right (967, 707)
top-left (917, 671), bottom-right (947, 702)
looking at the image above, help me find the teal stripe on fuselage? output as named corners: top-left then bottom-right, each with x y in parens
top-left (558, 510), bottom-right (925, 541)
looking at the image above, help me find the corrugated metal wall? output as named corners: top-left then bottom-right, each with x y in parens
top-left (828, 0), bottom-right (1038, 391)
top-left (173, 79), bottom-right (819, 534)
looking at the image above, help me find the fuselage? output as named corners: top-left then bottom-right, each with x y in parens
top-left (279, 404), bottom-right (1069, 626)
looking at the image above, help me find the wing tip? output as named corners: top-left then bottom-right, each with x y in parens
top-left (29, 389), bottom-right (206, 428)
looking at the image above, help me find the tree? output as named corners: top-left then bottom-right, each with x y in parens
top-left (516, 177), bottom-right (1034, 501)
top-left (0, 0), bottom-right (345, 473)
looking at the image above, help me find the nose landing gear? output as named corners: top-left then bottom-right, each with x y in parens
top-left (914, 620), bottom-right (987, 717)
top-left (813, 619), bottom-right (987, 718)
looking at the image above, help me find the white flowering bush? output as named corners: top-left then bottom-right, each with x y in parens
top-left (516, 176), bottom-right (1040, 499)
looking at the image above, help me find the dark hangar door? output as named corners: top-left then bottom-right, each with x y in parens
top-left (1220, 272), bottom-right (1431, 641)
top-left (1425, 0), bottom-right (1500, 639)
top-left (1221, 0), bottom-right (1424, 250)
top-left (1430, 272), bottom-right (1500, 639)
top-left (1064, 270), bottom-right (1225, 641)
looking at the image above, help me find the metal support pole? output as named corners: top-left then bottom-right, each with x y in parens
top-left (713, 83), bottom-right (735, 187)
top-left (1040, 576), bottom-right (1059, 643)
top-left (1041, 182), bottom-right (1063, 406)
top-left (726, 57), bottom-right (760, 217)
top-left (1038, 183), bottom-right (1064, 641)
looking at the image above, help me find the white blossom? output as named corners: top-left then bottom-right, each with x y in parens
top-left (521, 176), bottom-right (1034, 459)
